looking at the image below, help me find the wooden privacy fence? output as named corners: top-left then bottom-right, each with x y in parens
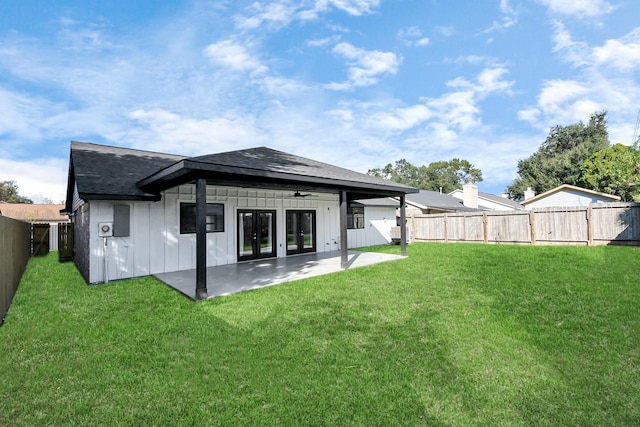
top-left (410, 202), bottom-right (640, 246)
top-left (1, 216), bottom-right (31, 325)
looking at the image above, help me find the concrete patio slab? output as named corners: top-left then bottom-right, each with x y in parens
top-left (154, 250), bottom-right (403, 300)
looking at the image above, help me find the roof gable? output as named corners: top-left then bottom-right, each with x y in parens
top-left (66, 142), bottom-right (416, 209)
top-left (185, 147), bottom-right (407, 188)
top-left (521, 184), bottom-right (621, 205)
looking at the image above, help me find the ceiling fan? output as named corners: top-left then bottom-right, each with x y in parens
top-left (286, 189), bottom-right (318, 198)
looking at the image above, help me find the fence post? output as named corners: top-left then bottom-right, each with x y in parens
top-left (444, 214), bottom-right (448, 243)
top-left (529, 211), bottom-right (536, 245)
top-left (587, 206), bottom-right (593, 246)
top-left (483, 212), bottom-right (488, 244)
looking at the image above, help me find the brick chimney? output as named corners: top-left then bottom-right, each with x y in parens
top-left (524, 187), bottom-right (536, 201)
top-left (462, 181), bottom-right (478, 209)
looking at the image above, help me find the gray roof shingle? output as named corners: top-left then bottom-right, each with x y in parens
top-left (406, 190), bottom-right (481, 212)
top-left (66, 142), bottom-right (416, 210)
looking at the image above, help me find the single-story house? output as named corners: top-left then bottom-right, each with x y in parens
top-left (449, 182), bottom-right (525, 211)
top-left (0, 203), bottom-right (69, 224)
top-left (63, 141), bottom-right (417, 298)
top-left (520, 184), bottom-right (621, 209)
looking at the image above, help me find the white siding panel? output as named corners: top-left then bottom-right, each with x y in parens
top-left (132, 203), bottom-right (150, 277)
top-left (86, 187), bottom-right (354, 282)
top-left (347, 206), bottom-right (396, 248)
top-left (149, 200), bottom-right (166, 274)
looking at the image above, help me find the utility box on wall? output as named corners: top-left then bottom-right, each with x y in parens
top-left (98, 222), bottom-right (113, 237)
top-left (113, 205), bottom-right (130, 237)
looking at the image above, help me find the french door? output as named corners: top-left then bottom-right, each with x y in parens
top-left (238, 210), bottom-right (277, 261)
top-left (286, 210), bottom-right (316, 255)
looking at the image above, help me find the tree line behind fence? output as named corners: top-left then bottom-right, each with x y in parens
top-left (409, 202), bottom-right (640, 246)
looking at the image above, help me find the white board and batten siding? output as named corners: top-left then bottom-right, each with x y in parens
top-left (347, 205), bottom-right (396, 248)
top-left (87, 185), bottom-right (395, 283)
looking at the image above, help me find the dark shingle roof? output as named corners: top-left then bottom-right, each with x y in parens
top-left (65, 142), bottom-right (186, 208)
top-left (137, 146), bottom-right (417, 198)
top-left (66, 142), bottom-right (416, 210)
top-left (406, 190), bottom-right (481, 212)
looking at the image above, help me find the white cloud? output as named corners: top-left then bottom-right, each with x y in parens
top-left (551, 21), bottom-right (590, 67)
top-left (446, 67), bottom-right (514, 96)
top-left (521, 25), bottom-right (640, 136)
top-left (480, 0), bottom-right (518, 35)
top-left (592, 28), bottom-right (640, 71)
top-left (397, 27), bottom-right (429, 47)
top-left (537, 0), bottom-right (615, 17)
top-left (326, 42), bottom-right (400, 90)
top-left (204, 40), bottom-right (268, 74)
top-left (299, 0), bottom-right (380, 20)
top-left (235, 2), bottom-right (296, 29)
top-left (127, 109), bottom-right (267, 155)
top-left (369, 105), bottom-right (433, 131)
top-left (0, 157), bottom-right (68, 203)
top-left (349, 67), bottom-right (513, 153)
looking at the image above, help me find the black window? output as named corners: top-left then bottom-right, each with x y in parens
top-left (180, 203), bottom-right (224, 234)
top-left (347, 205), bottom-right (364, 229)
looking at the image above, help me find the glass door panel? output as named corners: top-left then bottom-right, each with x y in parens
top-left (238, 211), bottom-right (254, 258)
top-left (238, 210), bottom-right (276, 261)
top-left (286, 210), bottom-right (316, 255)
top-left (301, 212), bottom-right (315, 251)
top-left (259, 212), bottom-right (274, 255)
top-left (287, 212), bottom-right (299, 252)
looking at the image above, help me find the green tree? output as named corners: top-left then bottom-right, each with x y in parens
top-left (368, 158), bottom-right (482, 193)
top-left (508, 111), bottom-right (610, 198)
top-left (0, 180), bottom-right (33, 203)
top-left (580, 143), bottom-right (640, 202)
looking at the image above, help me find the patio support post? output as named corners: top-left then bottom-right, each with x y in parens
top-left (339, 190), bottom-right (348, 269)
top-left (400, 194), bottom-right (407, 256)
top-left (195, 178), bottom-right (208, 300)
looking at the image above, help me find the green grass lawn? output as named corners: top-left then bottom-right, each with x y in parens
top-left (1, 243), bottom-right (639, 426)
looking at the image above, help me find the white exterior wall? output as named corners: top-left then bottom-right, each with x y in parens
top-left (347, 205), bottom-right (396, 248)
top-left (86, 185), bottom-right (393, 283)
top-left (524, 189), bottom-right (614, 209)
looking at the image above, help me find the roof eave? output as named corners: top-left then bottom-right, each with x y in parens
top-left (138, 159), bottom-right (418, 197)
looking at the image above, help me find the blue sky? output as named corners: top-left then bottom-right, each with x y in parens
top-left (1, 0), bottom-right (639, 203)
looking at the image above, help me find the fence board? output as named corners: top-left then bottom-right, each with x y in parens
top-left (488, 211), bottom-right (531, 243)
top-left (58, 223), bottom-right (74, 262)
top-left (410, 203), bottom-right (640, 246)
top-left (1, 216), bottom-right (31, 325)
top-left (32, 224), bottom-right (50, 256)
top-left (534, 208), bottom-right (589, 244)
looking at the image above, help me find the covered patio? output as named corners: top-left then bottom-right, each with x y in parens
top-left (154, 250), bottom-right (404, 300)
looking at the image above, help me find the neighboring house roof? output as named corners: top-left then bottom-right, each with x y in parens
top-left (65, 141), bottom-right (417, 211)
top-left (0, 203), bottom-right (68, 222)
top-left (405, 190), bottom-right (481, 213)
top-left (449, 189), bottom-right (525, 210)
top-left (521, 184), bottom-right (621, 206)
